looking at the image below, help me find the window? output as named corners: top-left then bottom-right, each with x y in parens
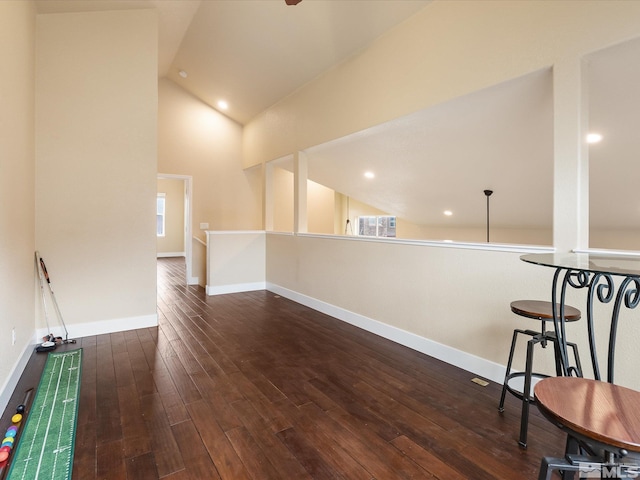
top-left (157, 193), bottom-right (166, 237)
top-left (357, 215), bottom-right (396, 238)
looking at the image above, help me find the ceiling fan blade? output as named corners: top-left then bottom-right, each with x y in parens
top-left (285, 0), bottom-right (302, 5)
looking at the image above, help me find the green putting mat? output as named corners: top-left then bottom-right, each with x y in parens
top-left (7, 348), bottom-right (82, 480)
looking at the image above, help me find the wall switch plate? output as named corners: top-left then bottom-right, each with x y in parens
top-left (199, 223), bottom-right (209, 230)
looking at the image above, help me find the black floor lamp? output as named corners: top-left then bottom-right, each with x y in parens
top-left (484, 189), bottom-right (493, 243)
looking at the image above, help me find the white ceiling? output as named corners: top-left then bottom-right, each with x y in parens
top-left (303, 68), bottom-right (554, 229)
top-left (33, 0), bottom-right (639, 232)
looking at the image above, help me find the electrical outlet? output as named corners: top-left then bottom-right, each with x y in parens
top-left (199, 223), bottom-right (209, 230)
top-left (12, 328), bottom-right (16, 346)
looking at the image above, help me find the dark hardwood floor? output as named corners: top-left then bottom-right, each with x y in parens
top-left (1, 257), bottom-right (566, 479)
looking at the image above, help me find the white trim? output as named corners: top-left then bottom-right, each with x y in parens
top-left (294, 232), bottom-right (555, 254)
top-left (34, 314), bottom-right (158, 342)
top-left (573, 248), bottom-right (640, 257)
top-left (266, 283), bottom-right (506, 384)
top-left (156, 252), bottom-right (185, 258)
top-left (206, 230), bottom-right (266, 235)
top-left (0, 340), bottom-right (35, 417)
top-left (206, 281), bottom-right (267, 296)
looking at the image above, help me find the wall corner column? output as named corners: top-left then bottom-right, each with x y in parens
top-left (293, 151), bottom-right (308, 234)
top-left (263, 162), bottom-right (274, 231)
top-left (553, 59), bottom-right (589, 253)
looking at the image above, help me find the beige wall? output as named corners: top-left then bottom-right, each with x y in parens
top-left (0, 0), bottom-right (36, 409)
top-left (246, 1), bottom-right (640, 253)
top-left (245, 1), bottom-right (640, 168)
top-left (253, 1), bottom-right (640, 390)
top-left (158, 78), bottom-right (262, 240)
top-left (399, 226), bottom-right (552, 245)
top-left (206, 231), bottom-right (266, 295)
top-left (271, 167), bottom-right (294, 232)
top-left (157, 177), bottom-right (185, 255)
top-left (266, 234), bottom-right (640, 390)
top-left (158, 78), bottom-right (262, 284)
top-left (590, 229), bottom-right (640, 252)
top-left (35, 10), bottom-right (158, 332)
top-left (4, 0), bottom-right (640, 412)
top-left (307, 180), bottom-right (335, 235)
top-left (192, 237), bottom-right (207, 289)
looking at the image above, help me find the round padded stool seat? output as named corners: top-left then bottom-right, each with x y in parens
top-left (535, 376), bottom-right (640, 454)
top-left (510, 300), bottom-right (581, 322)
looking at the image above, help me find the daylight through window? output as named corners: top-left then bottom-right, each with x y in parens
top-left (357, 216), bottom-right (396, 238)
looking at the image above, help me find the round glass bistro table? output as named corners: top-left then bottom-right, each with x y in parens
top-left (520, 252), bottom-right (640, 382)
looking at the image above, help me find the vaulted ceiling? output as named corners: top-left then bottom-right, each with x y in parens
top-left (35, 0), bottom-right (431, 125)
top-left (33, 1), bottom-right (640, 233)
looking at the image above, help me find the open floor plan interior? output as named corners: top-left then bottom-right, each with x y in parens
top-left (0, 258), bottom-right (566, 479)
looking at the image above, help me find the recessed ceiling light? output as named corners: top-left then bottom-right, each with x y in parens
top-left (178, 70), bottom-right (188, 78)
top-left (444, 210), bottom-right (453, 216)
top-left (364, 171), bottom-right (375, 179)
top-left (217, 100), bottom-right (229, 110)
top-left (587, 133), bottom-right (603, 144)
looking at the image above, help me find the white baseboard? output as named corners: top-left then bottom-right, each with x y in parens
top-left (2, 313), bottom-right (158, 417)
top-left (187, 276), bottom-right (199, 286)
top-left (34, 313), bottom-right (158, 342)
top-left (156, 252), bottom-right (185, 258)
top-left (266, 283), bottom-right (506, 385)
top-left (0, 340), bottom-right (37, 417)
top-left (206, 281), bottom-right (266, 296)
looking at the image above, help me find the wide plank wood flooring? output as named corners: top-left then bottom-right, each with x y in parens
top-left (2, 257), bottom-right (566, 479)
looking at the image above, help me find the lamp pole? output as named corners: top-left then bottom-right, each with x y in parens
top-left (484, 189), bottom-right (493, 243)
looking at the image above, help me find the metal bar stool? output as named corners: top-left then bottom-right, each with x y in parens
top-left (498, 300), bottom-right (582, 448)
top-left (535, 377), bottom-right (640, 480)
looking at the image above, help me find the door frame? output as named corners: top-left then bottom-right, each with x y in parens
top-left (157, 173), bottom-right (197, 285)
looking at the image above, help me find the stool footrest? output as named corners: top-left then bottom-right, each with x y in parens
top-left (504, 371), bottom-right (550, 402)
top-left (499, 311), bottom-right (583, 449)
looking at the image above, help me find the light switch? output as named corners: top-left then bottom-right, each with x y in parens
top-left (200, 223), bottom-right (209, 230)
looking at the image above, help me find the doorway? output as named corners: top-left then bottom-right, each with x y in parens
top-left (157, 173), bottom-right (196, 285)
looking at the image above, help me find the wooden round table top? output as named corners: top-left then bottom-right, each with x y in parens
top-left (534, 377), bottom-right (640, 453)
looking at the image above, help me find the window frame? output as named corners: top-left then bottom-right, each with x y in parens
top-left (356, 215), bottom-right (396, 238)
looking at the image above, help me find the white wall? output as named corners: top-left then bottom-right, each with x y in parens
top-left (35, 9), bottom-right (158, 336)
top-left (0, 0), bottom-right (37, 412)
